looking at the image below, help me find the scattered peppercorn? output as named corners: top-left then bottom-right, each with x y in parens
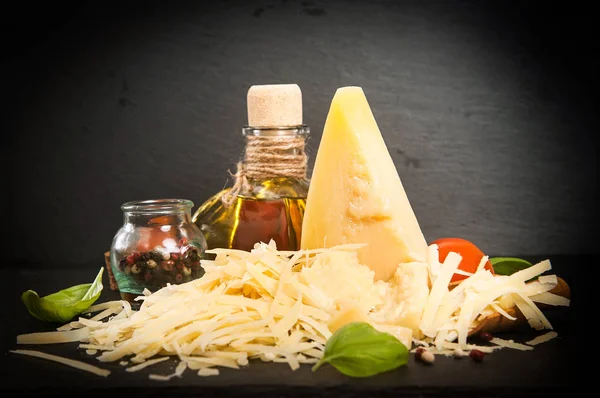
top-left (414, 347), bottom-right (426, 361)
top-left (479, 332), bottom-right (493, 342)
top-left (416, 348), bottom-right (435, 364)
top-left (469, 349), bottom-right (485, 362)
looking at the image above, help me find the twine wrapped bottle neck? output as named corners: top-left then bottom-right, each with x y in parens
top-left (244, 135), bottom-right (307, 179)
top-left (221, 126), bottom-right (309, 207)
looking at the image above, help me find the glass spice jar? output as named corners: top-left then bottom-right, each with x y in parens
top-left (110, 199), bottom-right (208, 303)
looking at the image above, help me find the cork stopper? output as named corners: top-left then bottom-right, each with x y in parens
top-left (247, 84), bottom-right (302, 127)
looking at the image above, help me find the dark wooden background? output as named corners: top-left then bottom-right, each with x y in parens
top-left (3, 0), bottom-right (597, 269)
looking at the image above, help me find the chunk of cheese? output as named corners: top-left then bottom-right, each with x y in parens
top-left (369, 262), bottom-right (430, 338)
top-left (301, 86), bottom-right (428, 281)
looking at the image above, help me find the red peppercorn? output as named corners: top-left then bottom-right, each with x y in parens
top-left (171, 253), bottom-right (180, 261)
top-left (161, 260), bottom-right (174, 272)
top-left (469, 349), bottom-right (485, 362)
top-left (479, 332), bottom-right (493, 342)
top-left (175, 273), bottom-right (183, 283)
top-left (126, 255), bottom-right (136, 265)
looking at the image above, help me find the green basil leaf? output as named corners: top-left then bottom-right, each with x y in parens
top-left (21, 268), bottom-right (104, 323)
top-left (311, 322), bottom-right (408, 377)
top-left (490, 257), bottom-right (533, 276)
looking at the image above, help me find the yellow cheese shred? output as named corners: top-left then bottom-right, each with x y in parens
top-left (10, 349), bottom-right (110, 377)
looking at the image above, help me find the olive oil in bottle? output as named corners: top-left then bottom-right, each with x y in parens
top-left (192, 84), bottom-right (310, 253)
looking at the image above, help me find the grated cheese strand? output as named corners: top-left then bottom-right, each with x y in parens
top-left (420, 252), bottom-right (462, 337)
top-left (125, 356), bottom-right (169, 372)
top-left (490, 337), bottom-right (534, 351)
top-left (10, 349), bottom-right (110, 377)
top-left (526, 331), bottom-right (558, 346)
top-left (17, 327), bottom-right (90, 345)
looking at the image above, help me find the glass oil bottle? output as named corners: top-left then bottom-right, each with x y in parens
top-left (192, 84), bottom-right (310, 254)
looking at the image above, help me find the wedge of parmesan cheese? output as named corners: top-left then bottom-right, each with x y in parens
top-left (301, 86), bottom-right (428, 281)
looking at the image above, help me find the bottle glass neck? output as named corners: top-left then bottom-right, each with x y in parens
top-left (242, 125), bottom-right (310, 138)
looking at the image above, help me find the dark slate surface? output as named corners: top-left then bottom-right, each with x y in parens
top-left (4, 0), bottom-right (598, 270)
top-left (0, 255), bottom-right (585, 397)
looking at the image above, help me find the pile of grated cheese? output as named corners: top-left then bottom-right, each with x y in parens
top-left (13, 241), bottom-right (570, 378)
top-left (15, 241), bottom-right (412, 379)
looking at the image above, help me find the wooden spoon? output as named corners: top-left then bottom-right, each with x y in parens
top-left (466, 276), bottom-right (571, 337)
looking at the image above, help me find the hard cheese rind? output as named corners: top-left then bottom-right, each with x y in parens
top-left (301, 86), bottom-right (428, 281)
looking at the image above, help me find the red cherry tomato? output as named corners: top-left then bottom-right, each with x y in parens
top-left (430, 237), bottom-right (494, 283)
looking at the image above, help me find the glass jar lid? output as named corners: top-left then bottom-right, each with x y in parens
top-left (121, 199), bottom-right (194, 214)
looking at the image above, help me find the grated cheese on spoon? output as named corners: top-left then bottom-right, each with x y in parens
top-left (418, 251), bottom-right (567, 350)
